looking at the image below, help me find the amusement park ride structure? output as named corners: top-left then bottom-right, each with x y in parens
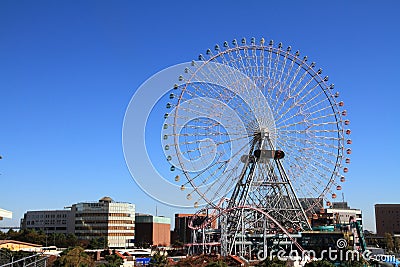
top-left (162, 37), bottom-right (353, 260)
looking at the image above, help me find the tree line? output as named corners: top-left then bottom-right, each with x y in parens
top-left (0, 229), bottom-right (107, 249)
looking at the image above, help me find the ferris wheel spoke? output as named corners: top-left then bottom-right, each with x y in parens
top-left (279, 129), bottom-right (340, 134)
top-left (208, 166), bottom-right (242, 204)
top-left (277, 119), bottom-right (339, 130)
top-left (305, 110), bottom-right (338, 123)
top-left (251, 46), bottom-right (261, 81)
top-left (305, 157), bottom-right (335, 178)
top-left (175, 136), bottom-right (249, 156)
top-left (200, 154), bottom-right (250, 203)
top-left (233, 47), bottom-right (251, 79)
top-left (300, 95), bottom-right (337, 115)
top-left (275, 106), bottom-right (338, 130)
top-left (287, 82), bottom-right (326, 113)
top-left (276, 50), bottom-right (296, 95)
top-left (220, 48), bottom-right (248, 83)
top-left (266, 51), bottom-right (291, 108)
top-left (276, 144), bottom-right (338, 168)
top-left (266, 43), bottom-right (274, 84)
top-left (171, 110), bottom-right (254, 135)
top-left (286, 62), bottom-right (312, 99)
top-left (276, 75), bottom-right (312, 120)
top-left (270, 56), bottom-right (305, 114)
top-left (191, 162), bottom-right (231, 190)
top-left (274, 79), bottom-right (323, 123)
top-left (276, 49), bottom-right (290, 88)
top-left (184, 71), bottom-right (268, 127)
top-left (280, 149), bottom-right (334, 188)
top-left (277, 134), bottom-right (341, 153)
top-left (242, 46), bottom-right (256, 79)
top-left (295, 177), bottom-right (322, 201)
top-left (181, 136), bottom-right (252, 183)
top-left (270, 46), bottom-right (282, 88)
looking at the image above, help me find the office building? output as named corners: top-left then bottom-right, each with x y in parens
top-left (135, 214), bottom-right (171, 246)
top-left (375, 204), bottom-right (400, 236)
top-left (21, 209), bottom-right (74, 234)
top-left (73, 197), bottom-right (135, 248)
top-left (326, 202), bottom-right (362, 225)
top-left (21, 197), bottom-right (136, 248)
top-left (312, 202), bottom-right (362, 228)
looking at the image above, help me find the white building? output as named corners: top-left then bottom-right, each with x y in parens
top-left (0, 208), bottom-right (12, 220)
top-left (73, 197), bottom-right (135, 248)
top-left (326, 202), bottom-right (362, 225)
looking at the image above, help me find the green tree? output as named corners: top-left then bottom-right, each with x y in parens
top-left (258, 256), bottom-right (286, 267)
top-left (384, 232), bottom-right (394, 252)
top-left (56, 233), bottom-right (67, 247)
top-left (66, 234), bottom-right (79, 247)
top-left (0, 230), bottom-right (6, 240)
top-left (0, 248), bottom-right (34, 266)
top-left (206, 260), bottom-right (227, 267)
top-left (304, 259), bottom-right (335, 267)
top-left (339, 259), bottom-right (366, 267)
top-left (20, 230), bottom-right (46, 245)
top-left (53, 246), bottom-right (94, 267)
top-left (149, 250), bottom-right (168, 267)
top-left (98, 253), bottom-right (124, 267)
top-left (394, 237), bottom-right (400, 253)
top-left (87, 237), bottom-right (107, 249)
top-left (5, 229), bottom-right (18, 240)
top-left (0, 248), bottom-right (14, 266)
top-left (2, 229), bottom-right (46, 246)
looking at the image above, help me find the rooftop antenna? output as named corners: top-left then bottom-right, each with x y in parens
top-left (342, 193), bottom-right (345, 203)
top-left (156, 205), bottom-right (158, 216)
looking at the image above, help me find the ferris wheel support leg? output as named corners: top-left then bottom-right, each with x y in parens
top-left (220, 213), bottom-right (228, 257)
top-left (276, 159), bottom-right (311, 230)
top-left (263, 216), bottom-right (268, 259)
top-left (267, 135), bottom-right (311, 230)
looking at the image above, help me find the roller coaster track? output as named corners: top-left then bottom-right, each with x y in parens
top-left (188, 205), bottom-right (305, 252)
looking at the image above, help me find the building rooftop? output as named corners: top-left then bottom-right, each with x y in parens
top-left (332, 202), bottom-right (350, 209)
top-left (73, 197), bottom-right (133, 205)
top-left (375, 203), bottom-right (400, 207)
top-left (136, 214), bottom-right (171, 224)
top-left (0, 240), bottom-right (42, 247)
top-left (99, 196), bottom-right (114, 203)
top-left (175, 213), bottom-right (207, 217)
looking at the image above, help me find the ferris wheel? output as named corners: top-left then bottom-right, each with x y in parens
top-left (162, 37), bottom-right (351, 222)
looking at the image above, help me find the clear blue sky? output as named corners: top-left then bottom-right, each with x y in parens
top-left (1, 0), bottom-right (399, 232)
